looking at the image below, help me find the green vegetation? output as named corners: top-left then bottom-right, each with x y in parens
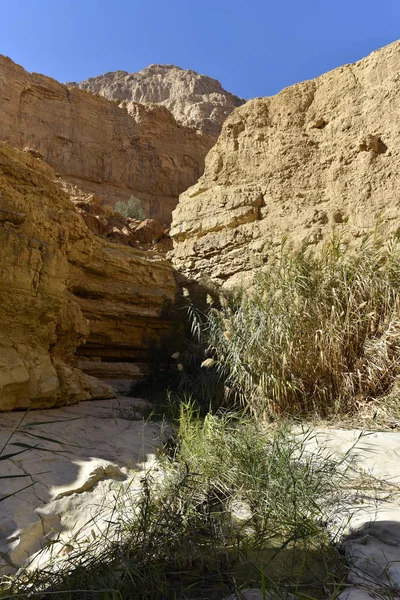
top-left (181, 232), bottom-right (400, 418)
top-left (2, 404), bottom-right (351, 599)
top-left (3, 230), bottom-right (399, 598)
top-left (114, 195), bottom-right (145, 220)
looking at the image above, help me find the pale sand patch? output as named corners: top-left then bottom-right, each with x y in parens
top-left (0, 397), bottom-right (165, 573)
top-left (2, 410), bottom-right (400, 599)
top-left (303, 429), bottom-right (400, 599)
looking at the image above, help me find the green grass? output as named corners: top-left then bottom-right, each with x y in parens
top-left (4, 230), bottom-right (399, 598)
top-left (2, 404), bottom-right (351, 599)
top-left (191, 231), bottom-right (400, 418)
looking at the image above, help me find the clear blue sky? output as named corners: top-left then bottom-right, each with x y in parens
top-left (1, 0), bottom-right (399, 99)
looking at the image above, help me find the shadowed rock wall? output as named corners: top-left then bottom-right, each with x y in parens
top-left (0, 143), bottom-right (175, 410)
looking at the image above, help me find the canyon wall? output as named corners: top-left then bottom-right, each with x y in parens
top-left (69, 64), bottom-right (245, 137)
top-left (0, 143), bottom-right (175, 411)
top-left (0, 55), bottom-right (214, 223)
top-left (171, 41), bottom-right (400, 286)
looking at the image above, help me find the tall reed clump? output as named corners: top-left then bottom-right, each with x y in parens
top-left (200, 232), bottom-right (400, 417)
top-left (3, 405), bottom-right (350, 599)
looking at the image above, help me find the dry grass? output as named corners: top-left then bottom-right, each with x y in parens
top-left (197, 232), bottom-right (400, 418)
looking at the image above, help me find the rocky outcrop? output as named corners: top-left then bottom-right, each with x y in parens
top-left (171, 41), bottom-right (400, 286)
top-left (69, 64), bottom-right (245, 137)
top-left (0, 55), bottom-right (214, 223)
top-left (0, 143), bottom-right (175, 410)
top-left (58, 183), bottom-right (171, 251)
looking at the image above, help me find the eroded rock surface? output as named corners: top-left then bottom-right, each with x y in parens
top-left (54, 180), bottom-right (172, 251)
top-left (69, 64), bottom-right (245, 137)
top-left (0, 55), bottom-right (214, 223)
top-left (0, 143), bottom-right (175, 410)
top-left (0, 397), bottom-right (162, 573)
top-left (171, 41), bottom-right (400, 286)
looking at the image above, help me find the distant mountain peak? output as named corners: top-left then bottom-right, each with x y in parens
top-left (68, 64), bottom-right (245, 136)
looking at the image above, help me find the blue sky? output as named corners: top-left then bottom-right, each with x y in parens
top-left (1, 0), bottom-right (399, 99)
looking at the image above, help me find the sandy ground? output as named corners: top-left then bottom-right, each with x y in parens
top-left (1, 403), bottom-right (400, 599)
top-left (0, 397), bottom-right (165, 573)
top-left (304, 428), bottom-right (400, 599)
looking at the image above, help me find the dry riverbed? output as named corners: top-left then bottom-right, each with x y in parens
top-left (0, 397), bottom-right (165, 573)
top-left (1, 401), bottom-right (400, 599)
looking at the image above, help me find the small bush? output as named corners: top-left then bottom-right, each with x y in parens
top-left (186, 232), bottom-right (400, 417)
top-left (114, 195), bottom-right (145, 220)
top-left (4, 406), bottom-right (349, 599)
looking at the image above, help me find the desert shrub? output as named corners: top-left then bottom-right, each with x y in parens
top-left (187, 232), bottom-right (400, 417)
top-left (4, 406), bottom-right (349, 599)
top-left (114, 195), bottom-right (144, 220)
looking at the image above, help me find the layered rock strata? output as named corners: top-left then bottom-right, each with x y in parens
top-left (0, 143), bottom-right (175, 410)
top-left (69, 64), bottom-right (245, 137)
top-left (171, 41), bottom-right (400, 286)
top-left (0, 55), bottom-right (214, 223)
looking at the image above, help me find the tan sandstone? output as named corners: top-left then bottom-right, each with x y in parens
top-left (0, 143), bottom-right (175, 410)
top-left (171, 40), bottom-right (400, 286)
top-left (0, 55), bottom-right (214, 223)
top-left (69, 64), bottom-right (245, 137)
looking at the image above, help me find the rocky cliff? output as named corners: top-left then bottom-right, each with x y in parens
top-left (0, 55), bottom-right (214, 223)
top-left (0, 143), bottom-right (175, 411)
top-left (171, 41), bottom-right (400, 286)
top-left (69, 64), bottom-right (245, 137)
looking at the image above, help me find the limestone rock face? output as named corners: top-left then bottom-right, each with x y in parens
top-left (69, 64), bottom-right (245, 137)
top-left (0, 143), bottom-right (175, 410)
top-left (0, 55), bottom-right (214, 223)
top-left (171, 41), bottom-right (400, 286)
